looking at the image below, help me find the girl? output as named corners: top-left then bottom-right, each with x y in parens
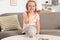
top-left (22, 0), bottom-right (40, 35)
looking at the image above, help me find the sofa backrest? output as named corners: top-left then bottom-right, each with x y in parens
top-left (0, 13), bottom-right (23, 28)
top-left (0, 12), bottom-right (60, 30)
top-left (40, 12), bottom-right (60, 30)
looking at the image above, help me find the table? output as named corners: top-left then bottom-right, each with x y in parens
top-left (1, 34), bottom-right (60, 40)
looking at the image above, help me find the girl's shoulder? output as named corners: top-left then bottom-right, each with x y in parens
top-left (23, 12), bottom-right (27, 16)
top-left (35, 12), bottom-right (39, 17)
top-left (23, 12), bottom-right (28, 18)
top-left (35, 12), bottom-right (40, 20)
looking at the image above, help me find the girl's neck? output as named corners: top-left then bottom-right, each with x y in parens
top-left (29, 11), bottom-right (35, 15)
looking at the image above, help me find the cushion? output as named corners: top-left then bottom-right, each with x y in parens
top-left (0, 15), bottom-right (21, 31)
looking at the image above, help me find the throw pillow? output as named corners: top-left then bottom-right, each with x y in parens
top-left (0, 15), bottom-right (21, 31)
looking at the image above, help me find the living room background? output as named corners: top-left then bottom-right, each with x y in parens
top-left (0, 0), bottom-right (60, 15)
top-left (0, 0), bottom-right (42, 14)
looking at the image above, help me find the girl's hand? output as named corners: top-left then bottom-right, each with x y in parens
top-left (36, 32), bottom-right (40, 35)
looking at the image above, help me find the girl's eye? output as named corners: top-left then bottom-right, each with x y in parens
top-left (29, 5), bottom-right (31, 7)
top-left (28, 5), bottom-right (35, 7)
top-left (33, 6), bottom-right (35, 7)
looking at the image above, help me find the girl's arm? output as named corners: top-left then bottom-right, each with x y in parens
top-left (22, 13), bottom-right (26, 33)
top-left (36, 14), bottom-right (40, 34)
top-left (36, 19), bottom-right (40, 34)
top-left (22, 13), bottom-right (28, 33)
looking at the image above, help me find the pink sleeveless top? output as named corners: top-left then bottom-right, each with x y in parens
top-left (23, 12), bottom-right (40, 30)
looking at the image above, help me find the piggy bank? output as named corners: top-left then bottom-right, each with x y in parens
top-left (25, 25), bottom-right (36, 38)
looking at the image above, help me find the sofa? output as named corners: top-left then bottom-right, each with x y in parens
top-left (0, 12), bottom-right (60, 39)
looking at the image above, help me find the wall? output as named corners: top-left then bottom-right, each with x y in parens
top-left (41, 0), bottom-right (52, 4)
top-left (0, 0), bottom-right (60, 15)
top-left (52, 5), bottom-right (60, 12)
top-left (0, 0), bottom-right (28, 15)
top-left (0, 0), bottom-right (43, 15)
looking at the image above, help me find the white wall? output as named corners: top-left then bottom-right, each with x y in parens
top-left (0, 0), bottom-right (28, 15)
top-left (0, 0), bottom-right (52, 14)
top-left (52, 5), bottom-right (60, 12)
top-left (41, 0), bottom-right (52, 4)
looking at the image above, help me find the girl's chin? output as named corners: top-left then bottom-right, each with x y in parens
top-left (29, 11), bottom-right (35, 12)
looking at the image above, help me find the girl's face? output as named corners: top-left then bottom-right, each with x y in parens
top-left (27, 2), bottom-right (36, 12)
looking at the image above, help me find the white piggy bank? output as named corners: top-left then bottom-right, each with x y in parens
top-left (25, 25), bottom-right (36, 38)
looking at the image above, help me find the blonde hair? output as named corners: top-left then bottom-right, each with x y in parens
top-left (26, 1), bottom-right (37, 13)
top-left (25, 1), bottom-right (37, 23)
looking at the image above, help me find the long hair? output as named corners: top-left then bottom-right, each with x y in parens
top-left (25, 1), bottom-right (37, 23)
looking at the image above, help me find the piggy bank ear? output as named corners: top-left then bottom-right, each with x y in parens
top-left (25, 25), bottom-right (36, 37)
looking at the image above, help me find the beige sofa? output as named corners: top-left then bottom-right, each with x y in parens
top-left (0, 12), bottom-right (60, 39)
